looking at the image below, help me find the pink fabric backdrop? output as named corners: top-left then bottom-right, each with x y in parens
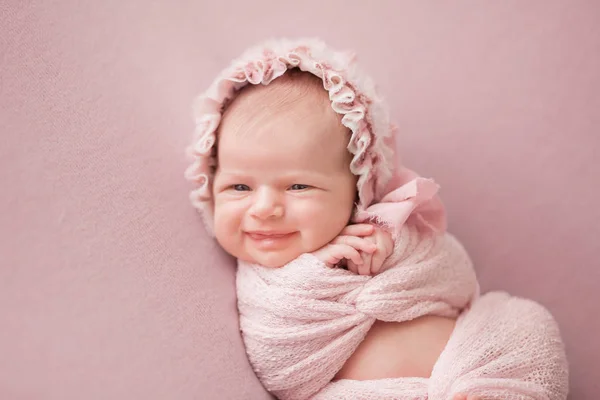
top-left (1, 1), bottom-right (598, 399)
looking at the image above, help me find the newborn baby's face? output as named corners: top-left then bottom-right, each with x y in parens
top-left (212, 73), bottom-right (357, 268)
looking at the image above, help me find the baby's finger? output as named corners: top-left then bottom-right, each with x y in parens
top-left (340, 224), bottom-right (374, 237)
top-left (331, 244), bottom-right (363, 266)
top-left (356, 248), bottom-right (371, 275)
top-left (346, 259), bottom-right (359, 274)
top-left (370, 247), bottom-right (387, 275)
top-left (332, 235), bottom-right (377, 253)
top-left (357, 254), bottom-right (372, 276)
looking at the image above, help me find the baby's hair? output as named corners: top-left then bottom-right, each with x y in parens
top-left (242, 68), bottom-right (327, 105)
top-left (261, 68), bottom-right (330, 109)
top-left (219, 68), bottom-right (332, 140)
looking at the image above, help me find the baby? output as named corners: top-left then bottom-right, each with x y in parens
top-left (213, 69), bottom-right (453, 380)
top-left (186, 39), bottom-right (568, 399)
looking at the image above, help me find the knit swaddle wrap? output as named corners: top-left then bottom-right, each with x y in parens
top-left (315, 292), bottom-right (568, 400)
top-left (237, 226), bottom-right (568, 399)
top-left (237, 225), bottom-right (478, 400)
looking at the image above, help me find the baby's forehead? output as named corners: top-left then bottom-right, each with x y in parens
top-left (226, 72), bottom-right (329, 118)
top-left (219, 71), bottom-right (348, 147)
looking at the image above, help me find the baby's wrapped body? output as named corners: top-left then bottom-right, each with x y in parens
top-left (186, 38), bottom-right (568, 400)
top-left (237, 224), bottom-right (568, 400)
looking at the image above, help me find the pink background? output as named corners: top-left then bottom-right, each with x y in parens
top-left (1, 1), bottom-right (598, 399)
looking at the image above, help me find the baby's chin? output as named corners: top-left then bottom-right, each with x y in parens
top-left (243, 249), bottom-right (306, 268)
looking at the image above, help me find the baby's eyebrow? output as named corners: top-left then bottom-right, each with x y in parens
top-left (278, 170), bottom-right (331, 180)
top-left (214, 167), bottom-right (250, 175)
top-left (213, 171), bottom-right (248, 180)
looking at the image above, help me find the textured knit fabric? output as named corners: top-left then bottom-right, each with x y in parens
top-left (315, 292), bottom-right (568, 400)
top-left (237, 226), bottom-right (569, 399)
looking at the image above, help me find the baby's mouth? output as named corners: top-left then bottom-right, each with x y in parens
top-left (246, 231), bottom-right (295, 241)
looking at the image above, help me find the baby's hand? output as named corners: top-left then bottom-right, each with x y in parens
top-left (311, 224), bottom-right (378, 267)
top-left (346, 225), bottom-right (393, 276)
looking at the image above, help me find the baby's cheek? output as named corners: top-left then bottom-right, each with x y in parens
top-left (213, 202), bottom-right (244, 254)
top-left (214, 198), bottom-right (242, 225)
top-left (294, 199), bottom-right (347, 245)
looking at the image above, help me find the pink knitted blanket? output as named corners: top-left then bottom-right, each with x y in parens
top-left (236, 225), bottom-right (568, 399)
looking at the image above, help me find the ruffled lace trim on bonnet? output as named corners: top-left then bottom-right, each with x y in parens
top-left (185, 38), bottom-right (446, 236)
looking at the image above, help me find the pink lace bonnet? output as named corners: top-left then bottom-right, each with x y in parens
top-left (185, 38), bottom-right (446, 236)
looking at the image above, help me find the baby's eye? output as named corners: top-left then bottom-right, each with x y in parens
top-left (289, 184), bottom-right (310, 191)
top-left (232, 184), bottom-right (251, 191)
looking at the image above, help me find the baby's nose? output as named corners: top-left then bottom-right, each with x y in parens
top-left (249, 189), bottom-right (284, 219)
